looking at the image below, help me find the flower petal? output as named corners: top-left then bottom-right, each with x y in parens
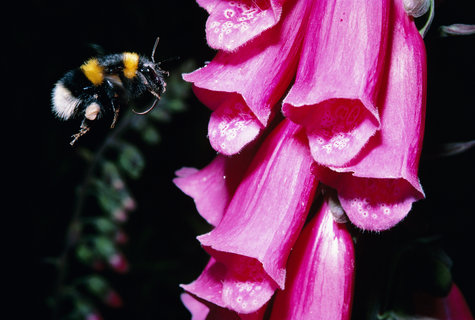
top-left (198, 119), bottom-right (319, 311)
top-left (325, 172), bottom-right (422, 231)
top-left (283, 0), bottom-right (390, 167)
top-left (174, 149), bottom-right (255, 226)
top-left (270, 196), bottom-right (355, 320)
top-left (181, 293), bottom-right (212, 320)
top-left (413, 283), bottom-right (475, 319)
top-left (208, 95), bottom-right (263, 155)
top-left (197, 0), bottom-right (285, 51)
top-left (182, 257), bottom-right (273, 316)
top-left (184, 0), bottom-right (310, 154)
top-left (319, 0), bottom-right (426, 231)
top-left (181, 292), bottom-right (266, 320)
top-left (181, 258), bottom-right (229, 309)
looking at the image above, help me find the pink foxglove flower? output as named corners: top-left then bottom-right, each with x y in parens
top-left (178, 119), bottom-right (318, 313)
top-left (180, 259), bottom-right (268, 319)
top-left (184, 0), bottom-right (311, 155)
top-left (282, 0), bottom-right (390, 167)
top-left (179, 194), bottom-right (355, 319)
top-left (181, 293), bottom-right (212, 320)
top-left (104, 290), bottom-right (123, 308)
top-left (270, 195), bottom-right (355, 320)
top-left (174, 147), bottom-right (256, 227)
top-left (186, 0), bottom-right (426, 231)
top-left (108, 252), bottom-right (129, 273)
top-left (413, 283), bottom-right (475, 319)
top-left (313, 0), bottom-right (426, 230)
top-left (179, 0), bottom-right (428, 316)
top-left (197, 0), bottom-right (285, 51)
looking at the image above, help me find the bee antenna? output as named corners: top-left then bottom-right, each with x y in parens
top-left (132, 97), bottom-right (159, 115)
top-left (158, 56), bottom-right (181, 66)
top-left (151, 37), bottom-right (160, 63)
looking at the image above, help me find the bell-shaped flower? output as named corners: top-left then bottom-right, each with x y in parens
top-left (187, 0), bottom-right (426, 231)
top-left (314, 0), bottom-right (426, 231)
top-left (283, 0), bottom-right (390, 167)
top-left (174, 146), bottom-right (256, 226)
top-left (269, 195), bottom-right (355, 320)
top-left (196, 0), bottom-right (286, 51)
top-left (179, 119), bottom-right (319, 313)
top-left (180, 259), bottom-right (268, 319)
top-left (178, 0), bottom-right (429, 316)
top-left (184, 0), bottom-right (311, 155)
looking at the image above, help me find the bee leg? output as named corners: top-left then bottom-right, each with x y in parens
top-left (104, 79), bottom-right (121, 128)
top-left (70, 119), bottom-right (91, 146)
top-left (110, 98), bottom-right (120, 129)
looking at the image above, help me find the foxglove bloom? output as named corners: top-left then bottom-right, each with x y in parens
top-left (282, 0), bottom-right (389, 167)
top-left (185, 0), bottom-right (426, 231)
top-left (184, 0), bottom-right (310, 155)
top-left (174, 147), bottom-right (256, 227)
top-left (180, 196), bottom-right (355, 319)
top-left (178, 0), bottom-right (428, 316)
top-left (413, 283), bottom-right (475, 319)
top-left (198, 0), bottom-right (285, 51)
top-left (313, 0), bottom-right (426, 230)
top-left (177, 119), bottom-right (318, 313)
top-left (270, 196), bottom-right (355, 320)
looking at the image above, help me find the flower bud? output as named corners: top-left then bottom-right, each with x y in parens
top-left (112, 209), bottom-right (128, 222)
top-left (122, 197), bottom-right (136, 211)
top-left (108, 253), bottom-right (129, 273)
top-left (104, 290), bottom-right (123, 308)
top-left (115, 230), bottom-right (129, 244)
top-left (85, 312), bottom-right (103, 320)
top-left (403, 0), bottom-right (431, 18)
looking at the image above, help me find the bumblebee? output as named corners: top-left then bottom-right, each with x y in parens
top-left (52, 38), bottom-right (167, 145)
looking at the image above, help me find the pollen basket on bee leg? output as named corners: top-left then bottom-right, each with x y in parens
top-left (51, 82), bottom-right (81, 120)
top-left (85, 102), bottom-right (101, 120)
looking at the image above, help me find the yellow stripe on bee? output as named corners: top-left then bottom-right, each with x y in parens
top-left (123, 52), bottom-right (139, 79)
top-left (80, 58), bottom-right (104, 86)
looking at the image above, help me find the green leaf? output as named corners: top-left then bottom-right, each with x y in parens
top-left (76, 244), bottom-right (94, 264)
top-left (92, 179), bottom-right (122, 214)
top-left (94, 236), bottom-right (116, 258)
top-left (148, 106), bottom-right (172, 122)
top-left (86, 275), bottom-right (109, 296)
top-left (142, 126), bottom-right (161, 144)
top-left (118, 144), bottom-right (145, 179)
top-left (167, 99), bottom-right (187, 112)
top-left (94, 217), bottom-right (117, 234)
top-left (101, 161), bottom-right (121, 182)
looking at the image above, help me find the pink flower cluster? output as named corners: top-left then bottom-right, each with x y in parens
top-left (175, 0), bottom-right (427, 317)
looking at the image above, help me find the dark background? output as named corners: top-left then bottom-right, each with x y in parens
top-left (7, 0), bottom-right (474, 319)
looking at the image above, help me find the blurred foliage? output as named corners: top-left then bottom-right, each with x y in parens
top-left (47, 60), bottom-right (196, 320)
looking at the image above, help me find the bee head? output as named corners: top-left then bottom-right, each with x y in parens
top-left (134, 37), bottom-right (168, 115)
top-left (139, 61), bottom-right (167, 98)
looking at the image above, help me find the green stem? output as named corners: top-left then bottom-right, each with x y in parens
top-left (419, 0), bottom-right (435, 38)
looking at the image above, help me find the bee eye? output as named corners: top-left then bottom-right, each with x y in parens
top-left (142, 67), bottom-right (158, 79)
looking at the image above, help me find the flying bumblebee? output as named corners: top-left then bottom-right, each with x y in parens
top-left (52, 38), bottom-right (167, 145)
